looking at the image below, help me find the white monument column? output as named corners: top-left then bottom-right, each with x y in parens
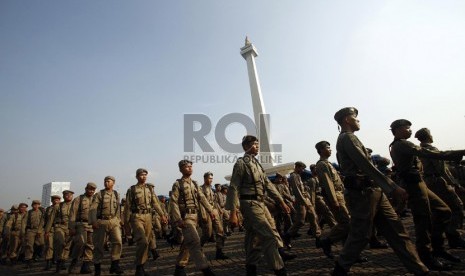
top-left (240, 37), bottom-right (275, 168)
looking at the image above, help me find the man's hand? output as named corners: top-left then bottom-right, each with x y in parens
top-left (161, 215), bottom-right (168, 225)
top-left (229, 210), bottom-right (238, 228)
top-left (176, 219), bottom-right (185, 229)
top-left (69, 228), bottom-right (76, 236)
top-left (92, 222), bottom-right (100, 230)
top-left (209, 212), bottom-right (216, 221)
top-left (280, 202), bottom-right (291, 214)
top-left (44, 232), bottom-right (49, 239)
top-left (391, 186), bottom-right (408, 202)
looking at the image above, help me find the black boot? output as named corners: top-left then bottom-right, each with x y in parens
top-left (433, 250), bottom-right (461, 263)
top-left (174, 265), bottom-right (187, 276)
top-left (135, 264), bottom-right (149, 276)
top-left (332, 261), bottom-right (348, 276)
top-left (68, 258), bottom-right (78, 273)
top-left (55, 260), bottom-right (61, 273)
top-left (215, 249), bottom-right (229, 260)
top-left (60, 259), bottom-right (67, 270)
top-left (150, 248), bottom-right (160, 261)
top-left (43, 260), bottom-right (51, 271)
top-left (201, 267), bottom-right (216, 276)
top-left (94, 263), bottom-right (101, 276)
top-left (80, 261), bottom-right (93, 274)
top-left (420, 254), bottom-right (452, 271)
top-left (274, 267), bottom-right (287, 276)
top-left (245, 264), bottom-right (257, 276)
top-left (25, 259), bottom-right (32, 269)
top-left (320, 237), bottom-right (334, 259)
top-left (447, 234), bottom-right (465, 249)
top-left (109, 260), bottom-right (124, 275)
top-left (278, 248), bottom-right (297, 261)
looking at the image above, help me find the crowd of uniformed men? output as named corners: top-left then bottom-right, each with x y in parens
top-left (1, 106), bottom-right (465, 276)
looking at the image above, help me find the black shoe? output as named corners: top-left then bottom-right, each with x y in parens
top-left (282, 233), bottom-right (292, 249)
top-left (94, 263), bottom-right (101, 276)
top-left (433, 250), bottom-right (461, 263)
top-left (128, 237), bottom-right (134, 246)
top-left (448, 238), bottom-right (465, 249)
top-left (356, 256), bottom-right (369, 263)
top-left (320, 238), bottom-right (334, 259)
top-left (80, 261), bottom-right (92, 274)
top-left (55, 260), bottom-right (61, 273)
top-left (246, 264), bottom-right (257, 276)
top-left (307, 229), bottom-right (313, 236)
top-left (215, 249), bottom-right (229, 260)
top-left (278, 248), bottom-right (297, 261)
top-left (274, 267), bottom-right (287, 276)
top-left (332, 261), bottom-right (348, 276)
top-left (43, 260), bottom-right (51, 271)
top-left (25, 260), bottom-right (32, 269)
top-left (135, 264), bottom-right (149, 276)
top-left (150, 248), bottom-right (160, 261)
top-left (60, 260), bottom-right (67, 270)
top-left (109, 260), bottom-right (124, 275)
top-left (68, 258), bottom-right (78, 273)
top-left (174, 265), bottom-right (187, 276)
top-left (423, 257), bottom-right (453, 271)
top-left (315, 236), bottom-right (321, 248)
top-left (370, 240), bottom-right (389, 249)
top-left (201, 267), bottom-right (216, 276)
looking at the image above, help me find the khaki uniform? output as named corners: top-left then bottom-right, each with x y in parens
top-left (200, 184), bottom-right (225, 249)
top-left (89, 189), bottom-right (122, 264)
top-left (419, 142), bottom-right (464, 244)
top-left (169, 177), bottom-right (212, 270)
top-left (335, 132), bottom-right (427, 275)
top-left (390, 139), bottom-right (460, 258)
top-left (69, 194), bottom-right (94, 262)
top-left (316, 159), bottom-right (350, 244)
top-left (287, 172), bottom-right (321, 238)
top-left (124, 183), bottom-right (165, 265)
top-left (24, 209), bottom-right (45, 261)
top-left (45, 201), bottom-right (73, 261)
top-left (0, 213), bottom-right (9, 258)
top-left (226, 154), bottom-right (286, 270)
top-left (5, 212), bottom-right (26, 260)
top-left (148, 193), bottom-right (165, 251)
top-left (43, 205), bottom-right (56, 261)
top-left (273, 183), bottom-right (292, 235)
top-left (305, 177), bottom-right (336, 228)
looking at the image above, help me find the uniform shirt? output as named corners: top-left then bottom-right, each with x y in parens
top-left (226, 153), bottom-right (285, 211)
top-left (201, 184), bottom-right (217, 208)
top-left (89, 189), bottom-right (121, 224)
top-left (336, 132), bottom-right (396, 194)
top-left (45, 201), bottom-right (72, 232)
top-left (169, 177), bottom-right (213, 223)
top-left (124, 184), bottom-right (165, 225)
top-left (316, 158), bottom-right (345, 206)
top-left (419, 143), bottom-right (459, 186)
top-left (0, 213), bottom-right (7, 235)
top-left (390, 139), bottom-right (462, 175)
top-left (69, 194), bottom-right (94, 229)
top-left (275, 183), bottom-right (293, 204)
top-left (43, 205), bottom-right (56, 232)
top-left (289, 172), bottom-right (312, 207)
top-left (5, 212), bottom-right (26, 235)
top-left (26, 209), bottom-right (45, 232)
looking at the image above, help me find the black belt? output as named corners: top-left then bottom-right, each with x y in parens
top-left (240, 194), bottom-right (263, 201)
top-left (184, 209), bottom-right (197, 214)
top-left (132, 209), bottom-right (151, 214)
top-left (77, 219), bottom-right (88, 222)
top-left (97, 215), bottom-right (114, 220)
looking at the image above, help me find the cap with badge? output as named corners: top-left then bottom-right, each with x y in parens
top-left (334, 107), bottom-right (358, 123)
top-left (203, 171), bottom-right (213, 178)
top-left (390, 119), bottom-right (412, 131)
top-left (51, 195), bottom-right (61, 200)
top-left (32, 200), bottom-right (41, 205)
top-left (11, 204), bottom-right (18, 210)
top-left (62, 190), bottom-right (74, 195)
top-left (415, 128), bottom-right (431, 141)
top-left (19, 202), bottom-right (28, 208)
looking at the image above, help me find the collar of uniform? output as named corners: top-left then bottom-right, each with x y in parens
top-left (181, 177), bottom-right (192, 183)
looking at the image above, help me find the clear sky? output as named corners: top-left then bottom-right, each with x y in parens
top-left (1, 1), bottom-right (464, 208)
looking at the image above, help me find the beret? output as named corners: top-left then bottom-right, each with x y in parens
top-left (334, 107), bottom-right (358, 123)
top-left (390, 119), bottom-right (412, 130)
top-left (178, 160), bottom-right (192, 169)
top-left (315, 141), bottom-right (330, 151)
top-left (136, 168), bottom-right (148, 176)
top-left (415, 128), bottom-right (431, 141)
top-left (86, 182), bottom-right (97, 189)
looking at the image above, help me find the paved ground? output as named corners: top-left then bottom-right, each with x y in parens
top-left (2, 215), bottom-right (465, 275)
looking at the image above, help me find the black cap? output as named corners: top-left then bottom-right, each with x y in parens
top-left (242, 135), bottom-right (258, 149)
top-left (390, 119), bottom-right (412, 130)
top-left (334, 107), bottom-right (358, 123)
top-left (136, 168), bottom-right (148, 176)
top-left (203, 171), bottom-right (213, 178)
top-left (178, 160), bottom-right (192, 169)
top-left (295, 161), bottom-right (307, 168)
top-left (315, 141), bottom-right (330, 152)
top-left (415, 128), bottom-right (431, 141)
